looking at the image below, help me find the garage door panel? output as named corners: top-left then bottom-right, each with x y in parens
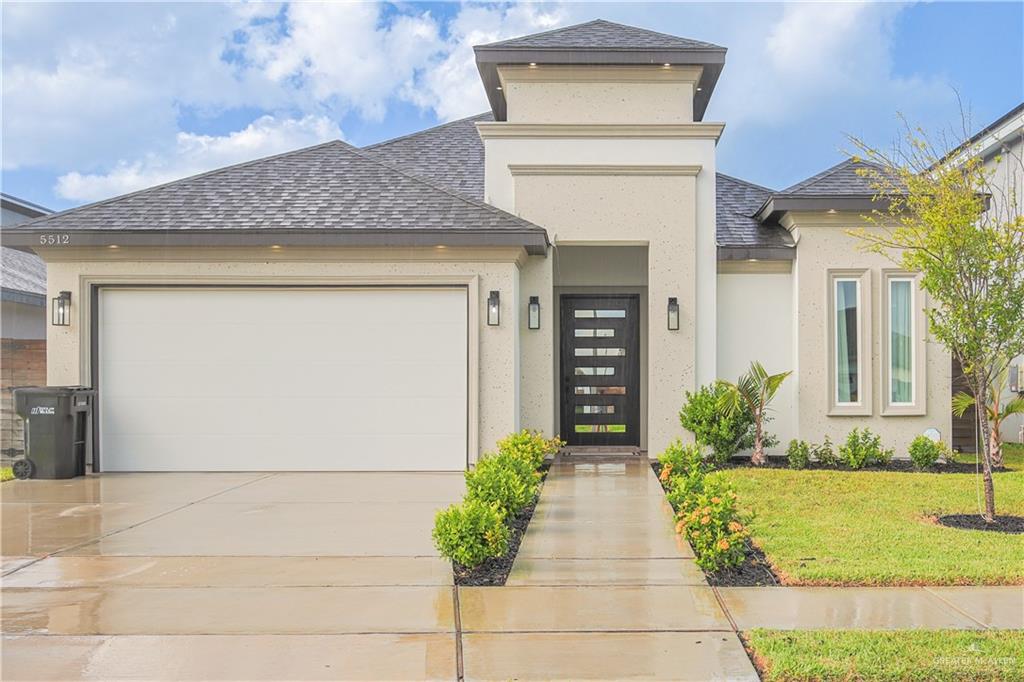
top-left (99, 288), bottom-right (468, 471)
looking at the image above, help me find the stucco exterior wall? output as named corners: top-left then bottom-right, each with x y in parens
top-left (40, 246), bottom-right (524, 463)
top-left (717, 267), bottom-right (796, 450)
top-left (517, 252), bottom-right (554, 438)
top-left (787, 215), bottom-right (951, 454)
top-left (499, 65), bottom-right (698, 124)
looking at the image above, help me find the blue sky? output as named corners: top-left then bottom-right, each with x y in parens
top-left (2, 1), bottom-right (1022, 211)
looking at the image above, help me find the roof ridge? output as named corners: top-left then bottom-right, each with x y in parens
top-left (341, 143), bottom-right (546, 234)
top-left (476, 19), bottom-right (597, 48)
top-left (477, 18), bottom-right (722, 50)
top-left (363, 112), bottom-right (492, 151)
top-left (717, 172), bottom-right (774, 193)
top-left (782, 158), bottom-right (868, 194)
top-left (11, 139), bottom-right (350, 230)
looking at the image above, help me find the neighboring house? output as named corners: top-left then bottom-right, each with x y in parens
top-left (1, 193), bottom-right (51, 457)
top-left (949, 104), bottom-right (1024, 451)
top-left (0, 20), bottom-right (955, 472)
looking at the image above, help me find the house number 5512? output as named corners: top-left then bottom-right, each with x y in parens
top-left (39, 234), bottom-right (71, 245)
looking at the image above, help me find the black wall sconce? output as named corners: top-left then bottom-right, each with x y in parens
top-left (52, 290), bottom-right (72, 326)
top-left (528, 296), bottom-right (541, 330)
top-left (667, 297), bottom-right (680, 331)
top-left (487, 290), bottom-right (500, 326)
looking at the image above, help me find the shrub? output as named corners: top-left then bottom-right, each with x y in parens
top-left (812, 436), bottom-right (838, 467)
top-left (465, 451), bottom-right (538, 516)
top-left (839, 428), bottom-right (894, 469)
top-left (673, 475), bottom-right (750, 571)
top-left (786, 439), bottom-right (811, 469)
top-left (909, 435), bottom-right (946, 469)
top-left (432, 498), bottom-right (510, 568)
top-left (658, 440), bottom-right (705, 482)
top-left (665, 465), bottom-right (706, 511)
top-left (497, 430), bottom-right (564, 470)
top-left (679, 384), bottom-right (755, 465)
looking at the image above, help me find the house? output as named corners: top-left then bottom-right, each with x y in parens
top-left (1, 194), bottom-right (51, 457)
top-left (948, 103), bottom-right (1024, 451)
top-left (0, 20), bottom-right (954, 472)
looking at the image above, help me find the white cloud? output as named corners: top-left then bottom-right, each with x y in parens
top-left (55, 114), bottom-right (341, 202)
top-left (403, 3), bottom-right (568, 121)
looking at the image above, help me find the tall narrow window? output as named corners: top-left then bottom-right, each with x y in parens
top-left (835, 278), bottom-right (860, 404)
top-left (889, 278), bottom-right (914, 404)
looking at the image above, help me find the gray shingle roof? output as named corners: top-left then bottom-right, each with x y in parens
top-left (716, 175), bottom-right (793, 249)
top-left (367, 114), bottom-right (790, 251)
top-left (7, 141), bottom-right (546, 239)
top-left (479, 19), bottom-right (722, 50)
top-left (1, 247), bottom-right (46, 300)
top-left (782, 158), bottom-right (882, 196)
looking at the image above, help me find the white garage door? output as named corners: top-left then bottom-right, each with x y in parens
top-left (98, 287), bottom-right (468, 471)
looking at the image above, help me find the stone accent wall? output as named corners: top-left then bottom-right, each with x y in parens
top-left (1, 338), bottom-right (46, 456)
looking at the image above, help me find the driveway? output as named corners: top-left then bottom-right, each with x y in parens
top-left (1, 472), bottom-right (464, 681)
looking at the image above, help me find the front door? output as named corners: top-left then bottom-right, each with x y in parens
top-left (560, 295), bottom-right (640, 447)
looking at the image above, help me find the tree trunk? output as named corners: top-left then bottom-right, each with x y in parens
top-left (974, 378), bottom-right (997, 522)
top-left (990, 428), bottom-right (1003, 469)
top-left (751, 410), bottom-right (766, 466)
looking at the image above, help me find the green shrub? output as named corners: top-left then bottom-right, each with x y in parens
top-left (908, 435), bottom-right (946, 469)
top-left (657, 439), bottom-right (704, 482)
top-left (432, 498), bottom-right (510, 568)
top-left (786, 439), bottom-right (811, 469)
top-left (839, 428), bottom-right (894, 469)
top-left (665, 464), bottom-right (706, 511)
top-left (465, 451), bottom-right (538, 516)
top-left (674, 475), bottom-right (750, 571)
top-left (679, 383), bottom-right (755, 465)
top-left (812, 436), bottom-right (838, 466)
top-left (497, 430), bottom-right (564, 470)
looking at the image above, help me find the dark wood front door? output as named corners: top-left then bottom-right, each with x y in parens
top-left (560, 295), bottom-right (640, 446)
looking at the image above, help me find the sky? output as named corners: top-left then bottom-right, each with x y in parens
top-left (2, 1), bottom-right (1022, 212)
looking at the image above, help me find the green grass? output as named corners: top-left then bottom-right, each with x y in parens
top-left (718, 467), bottom-right (1024, 585)
top-left (744, 629), bottom-right (1024, 682)
top-left (952, 442), bottom-right (1024, 471)
top-left (0, 466), bottom-right (13, 483)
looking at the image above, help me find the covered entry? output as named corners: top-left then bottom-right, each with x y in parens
top-left (96, 287), bottom-right (468, 471)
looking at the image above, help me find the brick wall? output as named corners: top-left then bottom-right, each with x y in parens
top-left (1, 338), bottom-right (46, 456)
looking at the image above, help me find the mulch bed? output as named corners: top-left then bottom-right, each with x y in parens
top-left (936, 514), bottom-right (1024, 534)
top-left (451, 464), bottom-right (549, 587)
top-left (651, 461), bottom-right (783, 587)
top-left (718, 456), bottom-right (1009, 474)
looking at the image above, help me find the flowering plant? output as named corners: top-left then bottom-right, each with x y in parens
top-left (673, 476), bottom-right (749, 571)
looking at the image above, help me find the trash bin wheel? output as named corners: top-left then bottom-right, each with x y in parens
top-left (12, 459), bottom-right (34, 480)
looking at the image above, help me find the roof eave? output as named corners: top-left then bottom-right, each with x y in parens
top-left (755, 194), bottom-right (889, 223)
top-left (473, 45), bottom-right (726, 122)
top-left (717, 245), bottom-right (795, 261)
top-left (1, 287), bottom-right (46, 306)
top-left (0, 228), bottom-right (551, 257)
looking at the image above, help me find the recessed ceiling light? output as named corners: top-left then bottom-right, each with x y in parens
top-left (270, 244), bottom-right (282, 250)
top-left (496, 86), bottom-right (502, 90)
top-left (528, 62), bottom-right (537, 67)
top-left (696, 87), bottom-right (703, 92)
top-left (663, 63), bottom-right (671, 67)
top-left (108, 245), bottom-right (119, 249)
top-left (826, 209), bottom-right (838, 215)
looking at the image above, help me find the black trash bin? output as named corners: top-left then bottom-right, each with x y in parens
top-left (12, 386), bottom-right (95, 479)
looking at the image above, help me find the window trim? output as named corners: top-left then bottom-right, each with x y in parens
top-left (882, 270), bottom-right (927, 416)
top-left (827, 269), bottom-right (872, 416)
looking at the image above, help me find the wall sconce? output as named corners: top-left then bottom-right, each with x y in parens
top-left (528, 296), bottom-right (540, 330)
top-left (487, 290), bottom-right (500, 326)
top-left (667, 297), bottom-right (680, 331)
top-left (52, 290), bottom-right (72, 326)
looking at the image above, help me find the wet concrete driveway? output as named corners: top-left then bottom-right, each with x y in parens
top-left (2, 472), bottom-right (463, 681)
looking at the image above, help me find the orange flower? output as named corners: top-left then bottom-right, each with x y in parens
top-left (728, 521), bottom-right (744, 533)
top-left (701, 515), bottom-right (711, 525)
top-left (691, 531), bottom-right (700, 539)
top-left (716, 539), bottom-right (730, 551)
top-left (702, 507), bottom-right (712, 515)
top-left (659, 464), bottom-right (673, 482)
top-left (675, 521), bottom-right (686, 534)
top-left (711, 497), bottom-right (721, 504)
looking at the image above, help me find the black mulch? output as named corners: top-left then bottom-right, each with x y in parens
top-left (451, 464), bottom-right (549, 587)
top-left (718, 456), bottom-right (1008, 474)
top-left (650, 462), bottom-right (783, 587)
top-left (936, 514), bottom-right (1024, 534)
top-left (704, 540), bottom-right (780, 587)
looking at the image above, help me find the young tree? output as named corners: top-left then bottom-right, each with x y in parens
top-left (849, 115), bottom-right (1024, 521)
top-left (952, 365), bottom-right (1024, 469)
top-left (717, 361), bottom-right (791, 466)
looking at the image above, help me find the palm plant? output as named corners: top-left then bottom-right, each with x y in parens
top-left (717, 362), bottom-right (792, 466)
top-left (952, 366), bottom-right (1024, 468)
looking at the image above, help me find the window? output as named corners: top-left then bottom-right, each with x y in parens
top-left (889, 278), bottom-right (914, 405)
top-left (834, 278), bottom-right (861, 405)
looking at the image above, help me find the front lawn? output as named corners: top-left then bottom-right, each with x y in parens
top-left (719, 467), bottom-right (1024, 585)
top-left (744, 629), bottom-right (1024, 682)
top-left (952, 442), bottom-right (1023, 471)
